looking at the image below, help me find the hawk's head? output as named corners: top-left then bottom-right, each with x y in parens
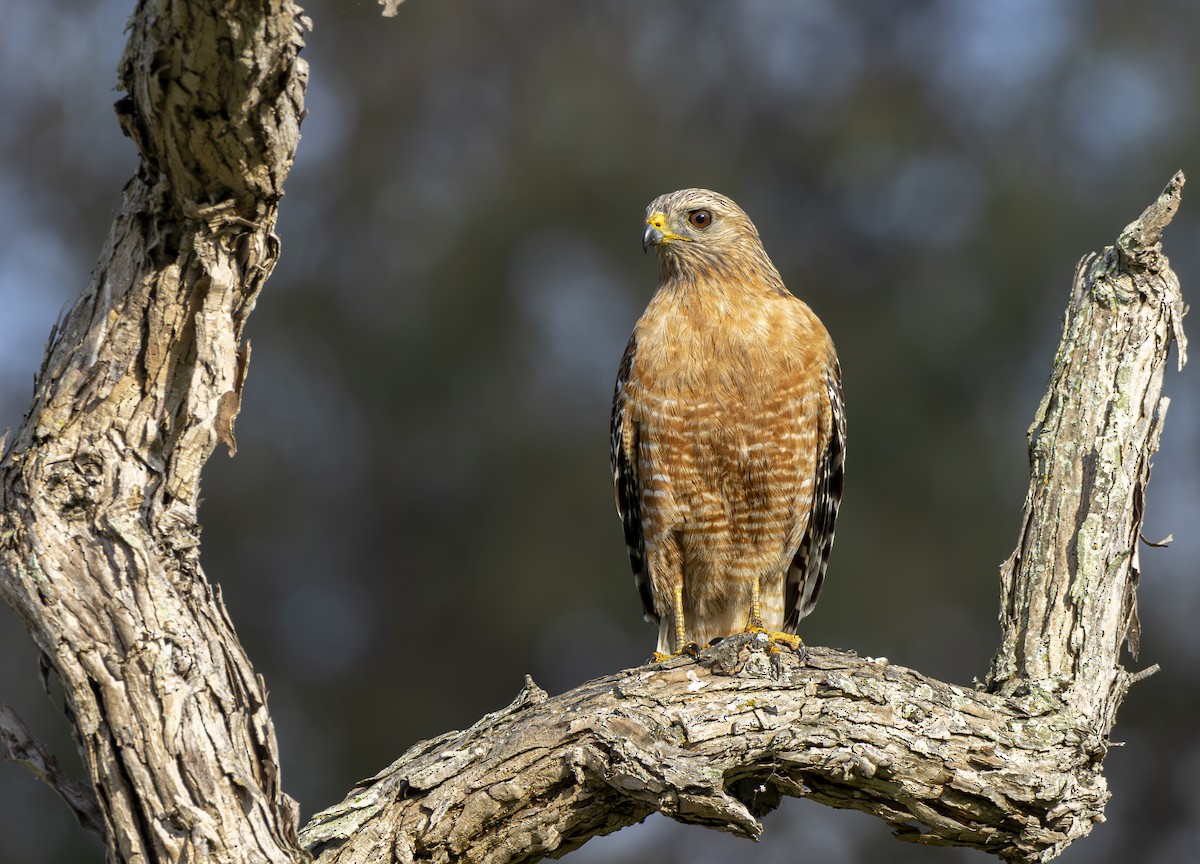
top-left (641, 188), bottom-right (774, 285)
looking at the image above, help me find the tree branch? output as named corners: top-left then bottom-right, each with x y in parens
top-left (0, 703), bottom-right (104, 836)
top-left (987, 171), bottom-right (1187, 722)
top-left (0, 2), bottom-right (309, 862)
top-left (299, 642), bottom-right (1106, 863)
top-left (301, 174), bottom-right (1186, 864)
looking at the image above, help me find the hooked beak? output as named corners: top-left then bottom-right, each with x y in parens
top-left (642, 222), bottom-right (664, 253)
top-left (643, 211), bottom-right (685, 253)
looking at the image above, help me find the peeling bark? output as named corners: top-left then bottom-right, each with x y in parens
top-left (299, 645), bottom-right (1113, 863)
top-left (0, 1), bottom-right (1186, 861)
top-left (987, 174), bottom-right (1187, 727)
top-left (0, 2), bottom-right (309, 862)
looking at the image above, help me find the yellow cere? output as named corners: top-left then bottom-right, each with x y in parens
top-left (645, 211), bottom-right (692, 243)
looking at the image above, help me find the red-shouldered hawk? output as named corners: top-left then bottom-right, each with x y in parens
top-left (611, 188), bottom-right (845, 656)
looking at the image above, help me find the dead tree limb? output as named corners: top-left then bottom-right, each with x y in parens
top-left (299, 174), bottom-right (1186, 864)
top-left (0, 1), bottom-right (309, 862)
top-left (0, 0), bottom-right (1185, 859)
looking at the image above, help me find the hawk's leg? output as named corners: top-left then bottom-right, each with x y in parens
top-left (651, 584), bottom-right (698, 661)
top-left (749, 577), bottom-right (764, 630)
top-left (745, 575), bottom-right (804, 652)
top-left (673, 583), bottom-right (688, 652)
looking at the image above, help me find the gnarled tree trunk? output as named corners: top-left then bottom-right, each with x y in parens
top-left (0, 2), bottom-right (308, 861)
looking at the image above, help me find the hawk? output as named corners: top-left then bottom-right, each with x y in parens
top-left (610, 188), bottom-right (845, 656)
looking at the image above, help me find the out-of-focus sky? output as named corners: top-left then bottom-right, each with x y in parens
top-left (1, 2), bottom-right (1198, 862)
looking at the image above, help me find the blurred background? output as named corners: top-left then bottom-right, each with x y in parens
top-left (2, 1), bottom-right (1198, 861)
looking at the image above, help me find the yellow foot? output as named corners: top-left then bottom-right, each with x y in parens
top-left (649, 641), bottom-right (701, 663)
top-left (743, 626), bottom-right (805, 653)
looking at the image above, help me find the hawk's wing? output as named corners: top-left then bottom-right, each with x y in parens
top-left (784, 358), bottom-right (846, 632)
top-left (610, 335), bottom-right (658, 625)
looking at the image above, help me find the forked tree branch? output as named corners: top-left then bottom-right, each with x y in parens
top-left (299, 174), bottom-right (1186, 864)
top-left (0, 0), bottom-right (1186, 861)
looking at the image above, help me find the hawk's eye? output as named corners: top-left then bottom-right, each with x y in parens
top-left (688, 209), bottom-right (712, 229)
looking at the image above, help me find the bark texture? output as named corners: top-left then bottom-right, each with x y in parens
top-left (0, 0), bottom-right (1186, 860)
top-left (987, 174), bottom-right (1187, 725)
top-left (299, 643), bottom-right (1116, 863)
top-left (0, 1), bottom-right (309, 862)
top-left (300, 175), bottom-right (1186, 864)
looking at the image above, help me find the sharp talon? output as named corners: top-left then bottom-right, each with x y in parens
top-left (647, 642), bottom-right (702, 664)
top-left (648, 643), bottom-right (700, 667)
top-left (773, 632), bottom-right (805, 652)
top-left (742, 626), bottom-right (804, 652)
